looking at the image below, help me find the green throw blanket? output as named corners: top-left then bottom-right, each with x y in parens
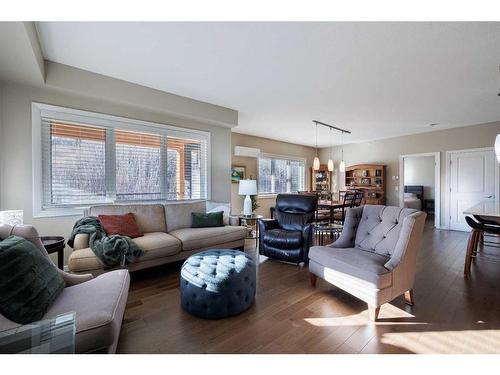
top-left (68, 216), bottom-right (143, 268)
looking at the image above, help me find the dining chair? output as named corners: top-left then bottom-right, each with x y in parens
top-left (464, 216), bottom-right (500, 277)
top-left (333, 191), bottom-right (356, 225)
top-left (353, 191), bottom-right (363, 207)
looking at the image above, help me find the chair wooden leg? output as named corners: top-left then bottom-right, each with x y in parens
top-left (309, 272), bottom-right (317, 287)
top-left (368, 305), bottom-right (380, 322)
top-left (404, 289), bottom-right (414, 306)
top-left (464, 229), bottom-right (478, 277)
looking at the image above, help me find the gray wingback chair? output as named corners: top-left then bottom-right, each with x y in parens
top-left (0, 224), bottom-right (130, 353)
top-left (308, 205), bottom-right (426, 321)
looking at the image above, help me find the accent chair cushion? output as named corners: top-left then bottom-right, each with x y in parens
top-left (98, 213), bottom-right (143, 238)
top-left (354, 205), bottom-right (418, 256)
top-left (309, 245), bottom-right (392, 289)
top-left (263, 229), bottom-right (303, 249)
top-left (191, 211), bottom-right (224, 228)
top-left (0, 235), bottom-right (65, 324)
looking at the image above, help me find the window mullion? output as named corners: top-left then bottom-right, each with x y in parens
top-left (160, 135), bottom-right (168, 200)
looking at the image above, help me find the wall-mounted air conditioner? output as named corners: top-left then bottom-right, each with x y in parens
top-left (234, 146), bottom-right (261, 158)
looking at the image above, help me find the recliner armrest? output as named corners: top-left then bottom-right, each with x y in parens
top-left (258, 219), bottom-right (281, 233)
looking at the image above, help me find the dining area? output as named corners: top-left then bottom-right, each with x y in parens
top-left (463, 200), bottom-right (500, 278)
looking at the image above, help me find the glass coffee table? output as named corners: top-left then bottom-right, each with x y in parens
top-left (0, 312), bottom-right (76, 354)
top-left (313, 223), bottom-right (344, 246)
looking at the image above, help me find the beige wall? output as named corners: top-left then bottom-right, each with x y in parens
top-left (319, 121), bottom-right (500, 226)
top-left (404, 156), bottom-right (435, 199)
top-left (0, 75), bottom-right (235, 265)
top-left (231, 132), bottom-right (316, 218)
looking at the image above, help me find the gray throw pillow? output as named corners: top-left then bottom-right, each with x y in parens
top-left (0, 235), bottom-right (65, 324)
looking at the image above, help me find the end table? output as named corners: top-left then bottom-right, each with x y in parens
top-left (41, 236), bottom-right (65, 270)
top-left (231, 214), bottom-right (263, 247)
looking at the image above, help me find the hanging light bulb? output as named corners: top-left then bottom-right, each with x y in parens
top-left (313, 123), bottom-right (320, 170)
top-left (339, 131), bottom-right (346, 173)
top-left (327, 128), bottom-right (334, 171)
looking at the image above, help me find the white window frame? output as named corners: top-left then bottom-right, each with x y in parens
top-left (257, 152), bottom-right (306, 197)
top-left (32, 102), bottom-right (211, 217)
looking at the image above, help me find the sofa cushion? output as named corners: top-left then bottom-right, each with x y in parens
top-left (165, 201), bottom-right (206, 231)
top-left (309, 246), bottom-right (392, 289)
top-left (98, 213), bottom-right (143, 238)
top-left (263, 229), bottom-right (303, 250)
top-left (44, 269), bottom-right (130, 353)
top-left (69, 232), bottom-right (181, 272)
top-left (89, 204), bottom-right (166, 233)
top-left (354, 205), bottom-right (418, 256)
top-left (169, 225), bottom-right (246, 251)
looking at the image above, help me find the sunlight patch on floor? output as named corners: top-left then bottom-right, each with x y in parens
top-left (304, 304), bottom-right (418, 327)
top-left (381, 328), bottom-right (500, 353)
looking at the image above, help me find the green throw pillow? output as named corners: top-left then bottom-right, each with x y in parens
top-left (0, 235), bottom-right (65, 324)
top-left (191, 211), bottom-right (224, 228)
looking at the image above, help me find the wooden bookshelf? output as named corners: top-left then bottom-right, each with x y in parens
top-left (345, 164), bottom-right (386, 205)
top-left (311, 164), bottom-right (332, 192)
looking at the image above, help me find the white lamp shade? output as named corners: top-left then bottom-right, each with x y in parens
top-left (238, 179), bottom-right (257, 195)
top-left (495, 134), bottom-right (500, 163)
top-left (313, 156), bottom-right (320, 170)
top-left (327, 159), bottom-right (334, 172)
top-left (339, 160), bottom-right (346, 173)
top-left (0, 210), bottom-right (24, 225)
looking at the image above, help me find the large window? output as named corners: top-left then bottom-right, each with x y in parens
top-left (34, 103), bottom-right (210, 214)
top-left (258, 154), bottom-right (305, 194)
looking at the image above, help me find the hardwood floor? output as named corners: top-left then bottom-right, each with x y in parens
top-left (116, 220), bottom-right (500, 354)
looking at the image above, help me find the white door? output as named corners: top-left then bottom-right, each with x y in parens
top-left (449, 149), bottom-right (497, 231)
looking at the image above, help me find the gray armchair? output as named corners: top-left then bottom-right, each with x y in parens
top-left (0, 224), bottom-right (130, 353)
top-left (308, 205), bottom-right (426, 321)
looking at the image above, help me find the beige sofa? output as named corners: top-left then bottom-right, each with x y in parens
top-left (69, 201), bottom-right (247, 275)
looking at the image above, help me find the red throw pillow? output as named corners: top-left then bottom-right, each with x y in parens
top-left (98, 213), bottom-right (144, 238)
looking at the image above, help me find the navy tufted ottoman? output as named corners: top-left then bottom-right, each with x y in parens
top-left (180, 249), bottom-right (256, 319)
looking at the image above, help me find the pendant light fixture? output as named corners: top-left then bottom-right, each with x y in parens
top-left (313, 122), bottom-right (320, 170)
top-left (339, 131), bottom-right (346, 173)
top-left (327, 128), bottom-right (334, 172)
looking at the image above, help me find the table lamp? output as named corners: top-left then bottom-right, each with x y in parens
top-left (0, 210), bottom-right (24, 225)
top-left (239, 180), bottom-right (257, 216)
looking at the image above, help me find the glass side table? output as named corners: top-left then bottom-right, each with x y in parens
top-left (231, 214), bottom-right (264, 247)
top-left (0, 312), bottom-right (76, 354)
top-left (313, 223), bottom-right (344, 246)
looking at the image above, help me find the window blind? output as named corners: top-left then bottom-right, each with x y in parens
top-left (167, 135), bottom-right (207, 200)
top-left (115, 129), bottom-right (162, 201)
top-left (42, 120), bottom-right (107, 207)
top-left (39, 107), bottom-right (210, 211)
top-left (258, 155), bottom-right (305, 194)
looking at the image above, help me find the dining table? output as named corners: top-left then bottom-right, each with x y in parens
top-left (317, 199), bottom-right (347, 223)
top-left (463, 200), bottom-right (500, 222)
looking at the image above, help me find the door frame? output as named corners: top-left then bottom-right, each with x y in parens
top-left (399, 152), bottom-right (441, 228)
top-left (445, 147), bottom-right (499, 230)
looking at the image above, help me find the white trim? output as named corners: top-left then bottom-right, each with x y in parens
top-left (399, 152), bottom-right (441, 229)
top-left (445, 147), bottom-right (500, 230)
top-left (32, 102), bottom-right (212, 217)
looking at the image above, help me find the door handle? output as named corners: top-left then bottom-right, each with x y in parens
top-left (485, 195), bottom-right (493, 198)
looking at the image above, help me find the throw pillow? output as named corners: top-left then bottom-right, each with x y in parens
top-left (0, 235), bottom-right (65, 324)
top-left (98, 213), bottom-right (144, 238)
top-left (191, 211), bottom-right (224, 228)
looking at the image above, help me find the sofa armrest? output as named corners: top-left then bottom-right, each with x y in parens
top-left (330, 206), bottom-right (363, 248)
top-left (73, 233), bottom-right (90, 250)
top-left (384, 211), bottom-right (426, 271)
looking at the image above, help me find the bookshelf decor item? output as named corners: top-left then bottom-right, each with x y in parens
top-left (345, 164), bottom-right (386, 205)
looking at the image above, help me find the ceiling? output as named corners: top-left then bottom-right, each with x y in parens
top-left (36, 22), bottom-right (500, 147)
